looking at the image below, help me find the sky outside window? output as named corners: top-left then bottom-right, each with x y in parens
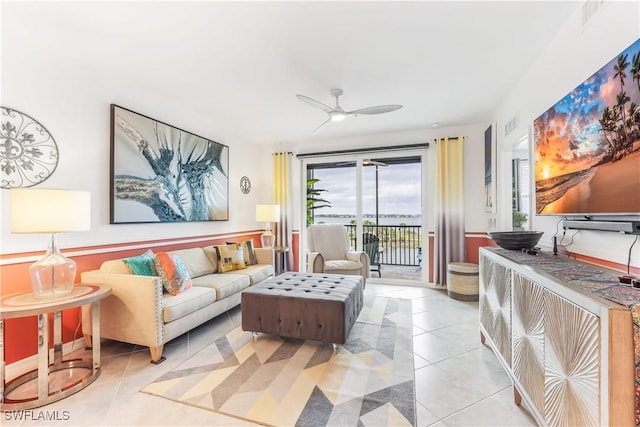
top-left (311, 162), bottom-right (421, 217)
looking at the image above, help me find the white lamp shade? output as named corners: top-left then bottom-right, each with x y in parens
top-left (11, 188), bottom-right (91, 233)
top-left (256, 204), bottom-right (280, 223)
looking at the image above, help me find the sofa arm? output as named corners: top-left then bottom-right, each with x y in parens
top-left (81, 270), bottom-right (164, 349)
top-left (308, 252), bottom-right (324, 273)
top-left (254, 247), bottom-right (275, 267)
top-left (346, 251), bottom-right (370, 279)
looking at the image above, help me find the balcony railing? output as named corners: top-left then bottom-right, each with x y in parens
top-left (345, 224), bottom-right (422, 266)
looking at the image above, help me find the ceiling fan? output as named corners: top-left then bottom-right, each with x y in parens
top-left (296, 89), bottom-right (402, 134)
top-left (336, 159), bottom-right (388, 167)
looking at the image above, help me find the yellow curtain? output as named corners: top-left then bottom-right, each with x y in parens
top-left (273, 152), bottom-right (293, 270)
top-left (433, 136), bottom-right (466, 287)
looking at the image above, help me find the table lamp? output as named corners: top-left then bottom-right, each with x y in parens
top-left (11, 188), bottom-right (91, 299)
top-left (255, 204), bottom-right (280, 248)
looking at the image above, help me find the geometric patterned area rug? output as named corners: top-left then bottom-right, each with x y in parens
top-left (142, 294), bottom-right (415, 426)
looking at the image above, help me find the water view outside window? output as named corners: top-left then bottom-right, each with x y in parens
top-left (312, 162), bottom-right (421, 225)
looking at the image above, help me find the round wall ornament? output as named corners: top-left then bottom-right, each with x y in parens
top-left (240, 176), bottom-right (251, 194)
top-left (1, 106), bottom-right (59, 189)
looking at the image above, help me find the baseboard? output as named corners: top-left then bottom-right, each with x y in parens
top-left (368, 277), bottom-right (430, 287)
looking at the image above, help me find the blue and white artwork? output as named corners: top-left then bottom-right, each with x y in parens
top-left (110, 105), bottom-right (229, 223)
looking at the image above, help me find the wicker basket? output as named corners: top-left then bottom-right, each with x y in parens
top-left (447, 262), bottom-right (479, 301)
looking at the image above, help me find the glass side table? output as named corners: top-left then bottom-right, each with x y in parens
top-left (1, 283), bottom-right (111, 410)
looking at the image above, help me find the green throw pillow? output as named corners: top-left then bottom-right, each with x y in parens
top-left (123, 250), bottom-right (157, 276)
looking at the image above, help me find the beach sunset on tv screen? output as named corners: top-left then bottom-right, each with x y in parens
top-left (534, 38), bottom-right (640, 215)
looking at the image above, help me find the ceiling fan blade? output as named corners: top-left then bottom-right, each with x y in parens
top-left (349, 105), bottom-right (403, 115)
top-left (367, 160), bottom-right (388, 167)
top-left (296, 94), bottom-right (333, 113)
top-left (312, 118), bottom-right (331, 134)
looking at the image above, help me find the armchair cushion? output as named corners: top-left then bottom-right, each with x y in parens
top-left (324, 259), bottom-right (364, 271)
top-left (308, 224), bottom-right (349, 260)
top-left (346, 251), bottom-right (365, 262)
top-left (306, 224), bottom-right (370, 280)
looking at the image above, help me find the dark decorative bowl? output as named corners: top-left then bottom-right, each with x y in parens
top-left (488, 231), bottom-right (544, 250)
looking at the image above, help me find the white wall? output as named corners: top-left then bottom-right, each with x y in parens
top-left (494, 1), bottom-right (640, 268)
top-left (0, 8), bottom-right (273, 254)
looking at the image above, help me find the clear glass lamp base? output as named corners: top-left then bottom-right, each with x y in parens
top-left (261, 231), bottom-right (275, 249)
top-left (29, 234), bottom-right (76, 299)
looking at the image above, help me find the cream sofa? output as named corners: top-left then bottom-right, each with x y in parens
top-left (81, 245), bottom-right (274, 363)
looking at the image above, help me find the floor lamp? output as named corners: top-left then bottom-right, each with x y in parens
top-left (256, 204), bottom-right (280, 248)
top-left (11, 188), bottom-right (91, 299)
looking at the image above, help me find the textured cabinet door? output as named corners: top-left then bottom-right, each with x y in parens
top-left (512, 273), bottom-right (545, 416)
top-left (544, 290), bottom-right (600, 426)
top-left (480, 256), bottom-right (512, 366)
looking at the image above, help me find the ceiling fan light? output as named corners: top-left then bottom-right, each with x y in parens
top-left (330, 113), bottom-right (346, 122)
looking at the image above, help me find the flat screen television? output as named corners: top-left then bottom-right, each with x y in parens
top-left (534, 38), bottom-right (640, 216)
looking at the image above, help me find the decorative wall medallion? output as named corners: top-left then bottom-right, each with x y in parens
top-left (240, 176), bottom-right (251, 194)
top-left (1, 107), bottom-right (59, 188)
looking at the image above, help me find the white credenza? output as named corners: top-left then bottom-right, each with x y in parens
top-left (479, 247), bottom-right (634, 426)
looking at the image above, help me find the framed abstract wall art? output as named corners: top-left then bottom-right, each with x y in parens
top-left (110, 104), bottom-right (229, 223)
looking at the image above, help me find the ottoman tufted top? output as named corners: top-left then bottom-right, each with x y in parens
top-left (243, 272), bottom-right (363, 301)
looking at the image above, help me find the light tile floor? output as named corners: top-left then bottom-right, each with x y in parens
top-left (3, 282), bottom-right (536, 426)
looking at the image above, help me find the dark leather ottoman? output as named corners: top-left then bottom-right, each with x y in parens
top-left (241, 272), bottom-right (364, 344)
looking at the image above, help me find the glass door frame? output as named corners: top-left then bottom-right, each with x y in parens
top-left (299, 148), bottom-right (428, 283)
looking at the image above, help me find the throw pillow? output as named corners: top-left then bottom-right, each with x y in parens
top-left (154, 252), bottom-right (192, 295)
top-left (202, 246), bottom-right (219, 272)
top-left (214, 244), bottom-right (246, 273)
top-left (123, 250), bottom-right (157, 276)
top-left (226, 240), bottom-right (257, 265)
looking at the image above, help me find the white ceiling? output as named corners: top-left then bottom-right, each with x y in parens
top-left (6, 1), bottom-right (580, 146)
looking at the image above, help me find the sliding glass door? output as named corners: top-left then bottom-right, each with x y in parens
top-left (302, 149), bottom-right (426, 283)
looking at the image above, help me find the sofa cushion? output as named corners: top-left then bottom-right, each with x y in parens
top-left (122, 250), bottom-right (157, 276)
top-left (213, 244), bottom-right (246, 273)
top-left (191, 272), bottom-right (250, 300)
top-left (100, 259), bottom-right (131, 274)
top-left (201, 246), bottom-right (219, 272)
top-left (227, 240), bottom-right (258, 265)
top-left (162, 286), bottom-right (217, 323)
top-left (154, 252), bottom-right (192, 295)
top-left (241, 264), bottom-right (274, 285)
top-left (169, 248), bottom-right (216, 278)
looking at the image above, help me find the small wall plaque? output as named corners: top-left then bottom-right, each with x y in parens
top-left (240, 176), bottom-right (251, 194)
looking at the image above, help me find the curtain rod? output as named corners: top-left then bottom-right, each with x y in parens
top-left (296, 143), bottom-right (429, 159)
top-left (433, 136), bottom-right (468, 142)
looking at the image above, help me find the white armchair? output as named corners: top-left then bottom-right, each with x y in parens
top-left (307, 224), bottom-right (370, 281)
